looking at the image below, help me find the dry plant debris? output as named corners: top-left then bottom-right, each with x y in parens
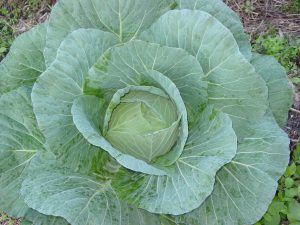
top-left (225, 0), bottom-right (300, 37)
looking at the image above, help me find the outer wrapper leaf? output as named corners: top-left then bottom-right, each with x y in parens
top-left (0, 23), bottom-right (47, 94)
top-left (23, 210), bottom-right (69, 225)
top-left (173, 111), bottom-right (290, 225)
top-left (0, 86), bottom-right (68, 224)
top-left (251, 53), bottom-right (293, 127)
top-left (32, 29), bottom-right (119, 172)
top-left (44, 0), bottom-right (176, 65)
top-left (0, 86), bottom-right (44, 217)
top-left (21, 152), bottom-right (161, 225)
top-left (176, 0), bottom-right (252, 60)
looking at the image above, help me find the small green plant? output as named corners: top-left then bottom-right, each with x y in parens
top-left (255, 145), bottom-right (300, 225)
top-left (281, 0), bottom-right (300, 13)
top-left (253, 34), bottom-right (300, 77)
top-left (242, 0), bottom-right (256, 13)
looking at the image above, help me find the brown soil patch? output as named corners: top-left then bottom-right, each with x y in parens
top-left (225, 0), bottom-right (300, 38)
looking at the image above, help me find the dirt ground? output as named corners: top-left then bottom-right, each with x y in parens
top-left (226, 0), bottom-right (300, 37)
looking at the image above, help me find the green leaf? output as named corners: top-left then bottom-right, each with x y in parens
top-left (0, 86), bottom-right (69, 225)
top-left (32, 29), bottom-right (118, 172)
top-left (251, 53), bottom-right (293, 127)
top-left (160, 215), bottom-right (180, 225)
top-left (0, 23), bottom-right (47, 94)
top-left (294, 144), bottom-right (300, 162)
top-left (285, 188), bottom-right (298, 198)
top-left (112, 106), bottom-right (236, 215)
top-left (87, 40), bottom-right (207, 125)
top-left (175, 111), bottom-right (289, 225)
top-left (0, 47), bottom-right (6, 53)
top-left (44, 0), bottom-right (175, 65)
top-left (291, 77), bottom-right (300, 85)
top-left (285, 163), bottom-right (297, 177)
top-left (0, 86), bottom-right (45, 217)
top-left (21, 152), bottom-right (160, 225)
top-left (24, 210), bottom-right (70, 225)
top-left (285, 177), bottom-right (294, 188)
top-left (287, 200), bottom-right (300, 222)
top-left (140, 10), bottom-right (268, 134)
top-left (268, 199), bottom-right (285, 216)
top-left (263, 212), bottom-right (281, 225)
top-left (176, 0), bottom-right (252, 60)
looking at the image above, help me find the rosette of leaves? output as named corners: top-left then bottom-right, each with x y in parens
top-left (0, 0), bottom-right (293, 225)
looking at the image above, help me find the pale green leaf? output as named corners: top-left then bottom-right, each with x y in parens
top-left (24, 210), bottom-right (69, 225)
top-left (251, 53), bottom-right (293, 127)
top-left (87, 40), bottom-right (207, 124)
top-left (73, 71), bottom-right (189, 171)
top-left (32, 29), bottom-right (118, 172)
top-left (21, 152), bottom-right (160, 225)
top-left (140, 10), bottom-right (268, 132)
top-left (0, 23), bottom-right (47, 94)
top-left (0, 86), bottom-right (69, 225)
top-left (112, 106), bottom-right (236, 215)
top-left (175, 112), bottom-right (289, 225)
top-left (176, 0), bottom-right (252, 60)
top-left (44, 0), bottom-right (175, 65)
top-left (0, 86), bottom-right (45, 217)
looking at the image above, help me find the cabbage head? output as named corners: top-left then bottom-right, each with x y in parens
top-left (0, 0), bottom-right (293, 225)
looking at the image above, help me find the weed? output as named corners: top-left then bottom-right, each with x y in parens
top-left (253, 34), bottom-right (300, 77)
top-left (242, 0), bottom-right (256, 13)
top-left (281, 0), bottom-right (300, 13)
top-left (255, 145), bottom-right (300, 225)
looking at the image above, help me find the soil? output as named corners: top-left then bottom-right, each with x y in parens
top-left (225, 0), bottom-right (300, 37)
